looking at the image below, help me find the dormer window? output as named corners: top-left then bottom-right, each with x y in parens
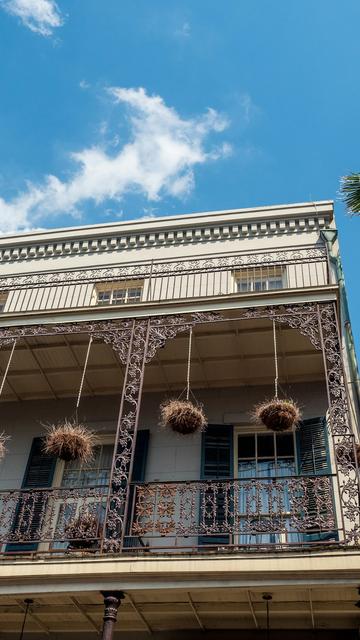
top-left (235, 267), bottom-right (286, 293)
top-left (95, 281), bottom-right (143, 306)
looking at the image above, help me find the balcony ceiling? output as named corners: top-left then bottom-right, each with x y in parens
top-left (0, 584), bottom-right (358, 635)
top-left (0, 317), bottom-right (324, 402)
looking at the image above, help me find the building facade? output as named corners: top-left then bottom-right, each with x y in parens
top-left (0, 200), bottom-right (359, 638)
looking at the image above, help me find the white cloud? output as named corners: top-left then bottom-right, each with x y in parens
top-left (79, 80), bottom-right (91, 90)
top-left (0, 87), bottom-right (230, 234)
top-left (237, 93), bottom-right (260, 125)
top-left (1, 0), bottom-right (63, 36)
top-left (174, 21), bottom-right (191, 38)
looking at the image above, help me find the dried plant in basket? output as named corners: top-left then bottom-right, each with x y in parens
top-left (43, 420), bottom-right (97, 462)
top-left (254, 398), bottom-right (301, 432)
top-left (65, 511), bottom-right (99, 550)
top-left (0, 432), bottom-right (10, 461)
top-left (160, 399), bottom-right (207, 435)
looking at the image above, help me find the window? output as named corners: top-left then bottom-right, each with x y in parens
top-left (236, 431), bottom-right (296, 479)
top-left (61, 444), bottom-right (113, 488)
top-left (0, 293), bottom-right (7, 313)
top-left (235, 267), bottom-right (286, 293)
top-left (95, 281), bottom-right (143, 306)
top-left (235, 430), bottom-right (296, 545)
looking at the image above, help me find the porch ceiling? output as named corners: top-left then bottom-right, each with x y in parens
top-left (0, 585), bottom-right (359, 634)
top-left (0, 317), bottom-right (324, 401)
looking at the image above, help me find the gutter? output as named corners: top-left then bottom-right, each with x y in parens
top-left (320, 229), bottom-right (360, 418)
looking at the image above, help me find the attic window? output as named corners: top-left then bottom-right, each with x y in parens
top-left (234, 267), bottom-right (286, 293)
top-left (95, 281), bottom-right (143, 306)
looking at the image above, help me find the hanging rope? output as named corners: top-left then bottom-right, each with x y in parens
top-left (272, 320), bottom-right (279, 400)
top-left (75, 335), bottom-right (93, 415)
top-left (186, 327), bottom-right (193, 401)
top-left (0, 338), bottom-right (17, 397)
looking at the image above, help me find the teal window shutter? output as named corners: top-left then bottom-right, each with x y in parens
top-left (296, 417), bottom-right (337, 542)
top-left (297, 417), bottom-right (330, 476)
top-left (131, 430), bottom-right (150, 482)
top-left (200, 424), bottom-right (233, 545)
top-left (7, 437), bottom-right (57, 552)
top-left (125, 429), bottom-right (150, 548)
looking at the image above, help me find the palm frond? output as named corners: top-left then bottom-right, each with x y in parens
top-left (340, 173), bottom-right (360, 214)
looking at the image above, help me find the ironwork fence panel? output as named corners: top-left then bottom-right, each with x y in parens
top-left (0, 486), bottom-right (107, 551)
top-left (126, 475), bottom-right (338, 551)
top-left (0, 474), bottom-right (340, 554)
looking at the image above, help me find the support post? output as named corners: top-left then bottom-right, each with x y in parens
top-left (101, 591), bottom-right (124, 640)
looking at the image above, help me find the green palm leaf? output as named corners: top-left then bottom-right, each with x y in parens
top-left (341, 173), bottom-right (360, 214)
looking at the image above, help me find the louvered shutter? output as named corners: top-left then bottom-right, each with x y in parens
top-left (131, 430), bottom-right (150, 482)
top-left (297, 417), bottom-right (330, 476)
top-left (7, 437), bottom-right (57, 552)
top-left (200, 424), bottom-right (233, 545)
top-left (296, 417), bottom-right (336, 542)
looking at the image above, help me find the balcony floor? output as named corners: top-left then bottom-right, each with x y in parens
top-left (0, 550), bottom-right (360, 636)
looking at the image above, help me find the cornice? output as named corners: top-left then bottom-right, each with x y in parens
top-left (0, 201), bottom-right (333, 263)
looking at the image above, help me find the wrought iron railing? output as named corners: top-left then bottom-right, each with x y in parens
top-left (0, 474), bottom-right (339, 555)
top-left (0, 245), bottom-right (330, 315)
top-left (125, 476), bottom-right (339, 551)
top-left (0, 485), bottom-right (107, 552)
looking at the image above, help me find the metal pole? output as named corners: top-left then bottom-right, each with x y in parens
top-left (101, 591), bottom-right (124, 640)
top-left (19, 599), bottom-right (33, 640)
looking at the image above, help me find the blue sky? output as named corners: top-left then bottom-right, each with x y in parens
top-left (0, 0), bottom-right (360, 349)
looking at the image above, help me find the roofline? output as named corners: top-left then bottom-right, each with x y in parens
top-left (0, 200), bottom-right (334, 247)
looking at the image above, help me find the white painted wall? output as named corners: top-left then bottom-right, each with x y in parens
top-left (0, 381), bottom-right (328, 491)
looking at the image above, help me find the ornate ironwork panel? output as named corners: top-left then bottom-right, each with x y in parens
top-left (103, 312), bottom-right (221, 551)
top-left (127, 476), bottom-right (337, 549)
top-left (0, 485), bottom-right (107, 548)
top-left (0, 246), bottom-right (327, 290)
top-left (317, 303), bottom-right (360, 543)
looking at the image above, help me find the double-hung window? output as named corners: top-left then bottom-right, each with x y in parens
top-left (235, 430), bottom-right (296, 545)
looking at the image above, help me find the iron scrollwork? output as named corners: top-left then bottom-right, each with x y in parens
top-left (103, 312), bottom-right (221, 551)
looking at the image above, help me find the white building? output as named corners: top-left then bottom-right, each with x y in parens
top-left (0, 200), bottom-right (358, 639)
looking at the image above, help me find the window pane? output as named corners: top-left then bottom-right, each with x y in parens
top-left (257, 434), bottom-right (274, 458)
top-left (61, 445), bottom-right (113, 487)
top-left (112, 289), bottom-right (126, 304)
top-left (97, 291), bottom-right (110, 305)
top-left (269, 279), bottom-right (283, 290)
top-left (276, 433), bottom-right (294, 457)
top-left (238, 435), bottom-right (255, 459)
top-left (127, 287), bottom-right (142, 301)
top-left (254, 280), bottom-right (266, 291)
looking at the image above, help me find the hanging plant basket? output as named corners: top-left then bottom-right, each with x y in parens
top-left (160, 399), bottom-right (207, 435)
top-left (65, 511), bottom-right (99, 550)
top-left (254, 398), bottom-right (301, 432)
top-left (0, 432), bottom-right (10, 461)
top-left (43, 420), bottom-right (97, 462)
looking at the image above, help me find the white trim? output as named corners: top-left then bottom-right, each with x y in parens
top-left (0, 201), bottom-right (333, 262)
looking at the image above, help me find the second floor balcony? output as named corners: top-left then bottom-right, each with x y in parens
top-left (0, 298), bottom-right (355, 559)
